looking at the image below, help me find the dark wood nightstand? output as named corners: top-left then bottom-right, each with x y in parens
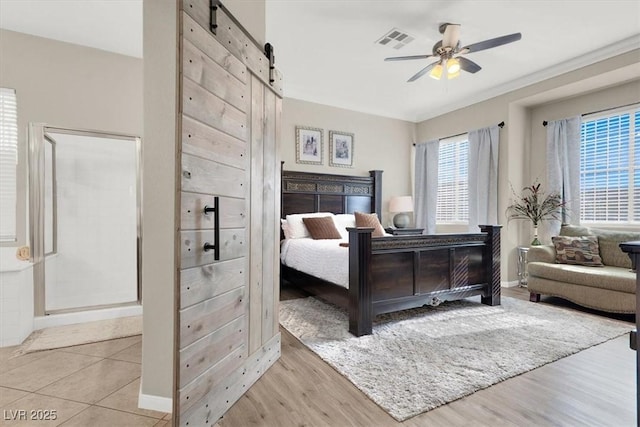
top-left (385, 228), bottom-right (424, 236)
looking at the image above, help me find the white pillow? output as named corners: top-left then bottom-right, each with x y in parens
top-left (285, 212), bottom-right (335, 239)
top-left (333, 214), bottom-right (356, 240)
top-left (280, 219), bottom-right (293, 240)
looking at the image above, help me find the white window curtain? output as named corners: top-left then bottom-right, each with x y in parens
top-left (414, 139), bottom-right (439, 234)
top-left (468, 125), bottom-right (499, 231)
top-left (544, 116), bottom-right (581, 240)
top-left (0, 88), bottom-right (18, 241)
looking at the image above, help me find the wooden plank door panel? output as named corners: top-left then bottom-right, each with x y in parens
top-left (178, 315), bottom-right (246, 386)
top-left (179, 258), bottom-right (245, 308)
top-left (179, 286), bottom-right (246, 347)
top-left (249, 74), bottom-right (264, 353)
top-left (261, 87), bottom-right (277, 342)
top-left (181, 115), bottom-right (246, 170)
top-left (182, 77), bottom-right (247, 141)
top-left (175, 2), bottom-right (282, 425)
top-left (182, 38), bottom-right (247, 112)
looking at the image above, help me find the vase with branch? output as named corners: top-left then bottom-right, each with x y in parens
top-left (506, 182), bottom-right (565, 246)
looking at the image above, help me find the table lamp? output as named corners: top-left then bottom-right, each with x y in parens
top-left (389, 196), bottom-right (413, 228)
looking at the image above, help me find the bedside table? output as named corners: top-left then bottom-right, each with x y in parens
top-left (385, 228), bottom-right (424, 236)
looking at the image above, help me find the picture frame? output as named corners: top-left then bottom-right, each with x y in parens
top-left (329, 130), bottom-right (354, 168)
top-left (295, 126), bottom-right (323, 165)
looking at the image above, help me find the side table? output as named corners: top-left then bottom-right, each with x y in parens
top-left (517, 246), bottom-right (530, 287)
top-left (385, 228), bottom-right (424, 236)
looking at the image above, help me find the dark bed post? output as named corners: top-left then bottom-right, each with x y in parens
top-left (347, 227), bottom-right (374, 336)
top-left (479, 225), bottom-right (502, 306)
top-left (620, 241), bottom-right (639, 426)
top-left (369, 170), bottom-right (383, 221)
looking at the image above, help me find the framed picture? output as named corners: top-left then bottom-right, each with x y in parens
top-left (295, 126), bottom-right (323, 165)
top-left (329, 130), bottom-right (354, 168)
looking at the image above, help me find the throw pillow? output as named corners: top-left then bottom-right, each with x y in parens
top-left (354, 211), bottom-right (385, 238)
top-left (552, 235), bottom-right (604, 267)
top-left (302, 216), bottom-right (342, 240)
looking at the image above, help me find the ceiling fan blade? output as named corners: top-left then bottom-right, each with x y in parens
top-left (460, 32), bottom-right (522, 54)
top-left (384, 54), bottom-right (433, 62)
top-left (441, 23), bottom-right (461, 48)
top-left (407, 61), bottom-right (439, 82)
top-left (457, 56), bottom-right (482, 73)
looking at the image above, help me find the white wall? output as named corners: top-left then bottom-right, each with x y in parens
top-left (282, 97), bottom-right (416, 227)
top-left (0, 29), bottom-right (143, 248)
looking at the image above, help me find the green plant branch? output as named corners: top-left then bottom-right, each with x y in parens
top-left (506, 181), bottom-right (566, 227)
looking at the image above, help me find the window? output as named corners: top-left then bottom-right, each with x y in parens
top-left (436, 135), bottom-right (468, 223)
top-left (0, 88), bottom-right (18, 241)
top-left (580, 106), bottom-right (639, 224)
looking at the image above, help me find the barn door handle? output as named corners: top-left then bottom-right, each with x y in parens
top-left (203, 196), bottom-right (220, 260)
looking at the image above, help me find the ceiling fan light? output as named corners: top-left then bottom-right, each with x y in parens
top-left (447, 70), bottom-right (460, 80)
top-left (429, 64), bottom-right (443, 80)
top-left (446, 57), bottom-right (461, 74)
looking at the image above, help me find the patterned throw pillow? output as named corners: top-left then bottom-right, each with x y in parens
top-left (354, 212), bottom-right (385, 238)
top-left (302, 216), bottom-right (342, 240)
top-left (552, 235), bottom-right (604, 267)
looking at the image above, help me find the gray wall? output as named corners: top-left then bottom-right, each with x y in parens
top-left (141, 0), bottom-right (178, 404)
top-left (0, 29), bottom-right (143, 247)
top-left (282, 98), bottom-right (416, 227)
top-left (224, 0), bottom-right (265, 46)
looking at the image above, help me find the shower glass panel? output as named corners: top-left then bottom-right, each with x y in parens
top-left (37, 128), bottom-right (140, 313)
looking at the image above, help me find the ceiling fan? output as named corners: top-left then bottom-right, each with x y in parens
top-left (385, 23), bottom-right (522, 82)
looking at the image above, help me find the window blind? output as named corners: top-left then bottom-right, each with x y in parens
top-left (580, 107), bottom-right (638, 224)
top-left (0, 88), bottom-right (18, 241)
top-left (436, 136), bottom-right (469, 223)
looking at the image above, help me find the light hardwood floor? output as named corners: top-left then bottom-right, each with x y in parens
top-left (0, 288), bottom-right (634, 426)
top-left (218, 287), bottom-right (636, 427)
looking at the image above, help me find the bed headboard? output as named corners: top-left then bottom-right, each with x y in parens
top-left (281, 164), bottom-right (383, 219)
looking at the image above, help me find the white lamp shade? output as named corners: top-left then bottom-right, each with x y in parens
top-left (389, 196), bottom-right (413, 213)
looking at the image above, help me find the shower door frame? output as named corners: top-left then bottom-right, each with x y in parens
top-left (29, 124), bottom-right (142, 316)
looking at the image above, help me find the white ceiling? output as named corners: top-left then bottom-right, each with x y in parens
top-left (1, 1), bottom-right (639, 122)
top-left (0, 0), bottom-right (142, 58)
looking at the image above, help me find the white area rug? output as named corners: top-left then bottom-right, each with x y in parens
top-left (14, 315), bottom-right (142, 356)
top-left (279, 297), bottom-right (633, 421)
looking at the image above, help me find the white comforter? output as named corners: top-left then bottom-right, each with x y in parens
top-left (280, 238), bottom-right (349, 288)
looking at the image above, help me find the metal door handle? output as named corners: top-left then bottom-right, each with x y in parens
top-left (203, 196), bottom-right (220, 260)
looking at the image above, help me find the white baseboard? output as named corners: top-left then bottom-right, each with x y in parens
top-left (501, 280), bottom-right (521, 288)
top-left (138, 388), bottom-right (173, 413)
top-left (34, 304), bottom-right (142, 329)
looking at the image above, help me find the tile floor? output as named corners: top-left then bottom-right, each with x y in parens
top-left (0, 335), bottom-right (171, 426)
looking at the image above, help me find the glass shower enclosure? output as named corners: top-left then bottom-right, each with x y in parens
top-left (29, 124), bottom-right (141, 315)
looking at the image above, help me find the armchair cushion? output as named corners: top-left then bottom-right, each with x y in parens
top-left (527, 245), bottom-right (556, 264)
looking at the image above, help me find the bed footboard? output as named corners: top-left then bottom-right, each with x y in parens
top-left (347, 225), bottom-right (502, 336)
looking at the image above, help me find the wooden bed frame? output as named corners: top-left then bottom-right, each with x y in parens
top-left (280, 168), bottom-right (501, 336)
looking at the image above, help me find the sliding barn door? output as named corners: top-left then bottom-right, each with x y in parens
top-left (174, 1), bottom-right (283, 425)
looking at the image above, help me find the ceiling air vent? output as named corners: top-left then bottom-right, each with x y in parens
top-left (376, 28), bottom-right (415, 50)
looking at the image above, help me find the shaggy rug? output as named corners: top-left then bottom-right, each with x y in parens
top-left (279, 296), bottom-right (633, 421)
top-left (13, 315), bottom-right (142, 356)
